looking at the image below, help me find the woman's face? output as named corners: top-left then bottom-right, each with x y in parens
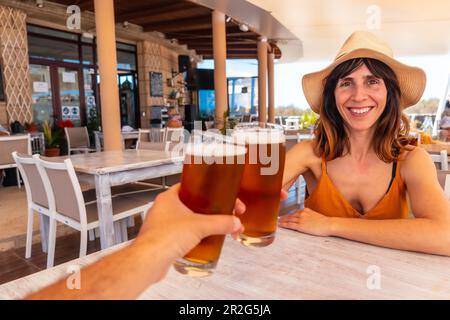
top-left (334, 63), bottom-right (387, 133)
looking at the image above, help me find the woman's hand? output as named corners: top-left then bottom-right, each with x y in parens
top-left (278, 207), bottom-right (333, 237)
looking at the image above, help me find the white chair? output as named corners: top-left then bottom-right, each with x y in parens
top-left (65, 127), bottom-right (96, 155)
top-left (430, 150), bottom-right (449, 171)
top-left (0, 134), bottom-right (31, 188)
top-left (165, 127), bottom-right (185, 144)
top-left (13, 152), bottom-right (54, 258)
top-left (36, 156), bottom-right (159, 268)
top-left (285, 117), bottom-right (300, 130)
top-left (437, 170), bottom-right (450, 199)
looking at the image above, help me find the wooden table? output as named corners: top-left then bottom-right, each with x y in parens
top-left (421, 143), bottom-right (450, 154)
top-left (58, 149), bottom-right (183, 249)
top-left (1, 229), bottom-right (449, 299)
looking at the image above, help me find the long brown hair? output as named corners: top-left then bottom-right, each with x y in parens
top-left (314, 58), bottom-right (410, 162)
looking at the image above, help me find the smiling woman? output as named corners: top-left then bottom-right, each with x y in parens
top-left (281, 31), bottom-right (450, 256)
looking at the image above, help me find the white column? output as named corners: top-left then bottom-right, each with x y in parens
top-left (212, 10), bottom-right (227, 129)
top-left (94, 0), bottom-right (122, 150)
top-left (257, 38), bottom-right (268, 124)
top-left (268, 51), bottom-right (275, 123)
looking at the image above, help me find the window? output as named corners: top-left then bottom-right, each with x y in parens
top-left (117, 49), bottom-right (136, 71)
top-left (28, 35), bottom-right (80, 63)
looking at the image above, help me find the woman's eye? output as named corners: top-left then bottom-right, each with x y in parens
top-left (368, 79), bottom-right (380, 85)
top-left (339, 81), bottom-right (351, 87)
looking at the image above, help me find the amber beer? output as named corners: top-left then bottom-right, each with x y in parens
top-left (233, 127), bottom-right (286, 247)
top-left (174, 142), bottom-right (246, 277)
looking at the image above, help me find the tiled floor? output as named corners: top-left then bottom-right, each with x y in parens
top-left (0, 219), bottom-right (143, 285)
top-left (0, 183), bottom-right (304, 286)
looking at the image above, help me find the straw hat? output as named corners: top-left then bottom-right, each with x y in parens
top-left (302, 31), bottom-right (426, 113)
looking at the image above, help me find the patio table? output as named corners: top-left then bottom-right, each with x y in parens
top-left (0, 228), bottom-right (449, 299)
top-left (421, 143), bottom-right (450, 155)
top-left (49, 149), bottom-right (184, 250)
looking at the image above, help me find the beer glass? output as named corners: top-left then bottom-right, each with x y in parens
top-left (233, 124), bottom-right (286, 247)
top-left (173, 142), bottom-right (246, 277)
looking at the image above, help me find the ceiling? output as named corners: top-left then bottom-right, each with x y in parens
top-left (248, 0), bottom-right (450, 61)
top-left (51, 0), bottom-right (283, 59)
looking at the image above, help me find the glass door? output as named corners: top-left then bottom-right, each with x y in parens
top-left (118, 73), bottom-right (138, 128)
top-left (30, 64), bottom-right (54, 125)
top-left (57, 67), bottom-right (81, 126)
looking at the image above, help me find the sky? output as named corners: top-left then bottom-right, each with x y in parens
top-left (199, 55), bottom-right (450, 110)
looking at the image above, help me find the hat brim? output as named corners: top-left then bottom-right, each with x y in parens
top-left (302, 48), bottom-right (427, 114)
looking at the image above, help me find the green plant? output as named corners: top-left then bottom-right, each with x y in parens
top-left (86, 107), bottom-right (100, 146)
top-left (43, 121), bottom-right (62, 149)
top-left (220, 111), bottom-right (237, 135)
top-left (300, 110), bottom-right (319, 130)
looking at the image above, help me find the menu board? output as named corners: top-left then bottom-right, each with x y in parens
top-left (150, 72), bottom-right (163, 97)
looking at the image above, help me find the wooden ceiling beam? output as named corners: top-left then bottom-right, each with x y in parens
top-left (115, 2), bottom-right (198, 23)
top-left (143, 15), bottom-right (211, 32)
top-left (193, 46), bottom-right (256, 51)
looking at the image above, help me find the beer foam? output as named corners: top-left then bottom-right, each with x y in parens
top-left (185, 142), bottom-right (247, 157)
top-left (232, 129), bottom-right (286, 145)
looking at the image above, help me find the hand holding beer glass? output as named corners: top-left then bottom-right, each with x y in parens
top-left (174, 141), bottom-right (247, 277)
top-left (233, 124), bottom-right (286, 247)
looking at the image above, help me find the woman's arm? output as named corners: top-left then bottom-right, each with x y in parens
top-left (280, 148), bottom-right (450, 256)
top-left (26, 185), bottom-right (244, 300)
top-left (282, 140), bottom-right (317, 190)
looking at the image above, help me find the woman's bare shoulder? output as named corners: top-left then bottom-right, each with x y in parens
top-left (399, 145), bottom-right (436, 181)
top-left (287, 139), bottom-right (321, 166)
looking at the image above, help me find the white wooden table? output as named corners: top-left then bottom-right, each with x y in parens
top-left (58, 149), bottom-right (183, 249)
top-left (1, 229), bottom-right (450, 299)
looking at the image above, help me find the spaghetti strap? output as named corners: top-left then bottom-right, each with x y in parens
top-left (321, 156), bottom-right (327, 174)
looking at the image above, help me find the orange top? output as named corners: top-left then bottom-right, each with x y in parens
top-left (304, 157), bottom-right (409, 219)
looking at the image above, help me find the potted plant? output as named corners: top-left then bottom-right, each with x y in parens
top-left (43, 121), bottom-right (62, 157)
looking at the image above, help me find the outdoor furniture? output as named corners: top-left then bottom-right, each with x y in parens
top-left (30, 132), bottom-right (45, 155)
top-left (94, 130), bottom-right (141, 152)
top-left (42, 150), bottom-right (183, 249)
top-left (165, 127), bottom-right (185, 144)
top-left (284, 116), bottom-right (300, 130)
top-left (437, 170), bottom-right (450, 199)
top-left (0, 134), bottom-right (31, 188)
top-left (430, 149), bottom-right (449, 170)
top-left (37, 155), bottom-right (158, 268)
top-left (12, 152), bottom-right (57, 258)
top-left (275, 116), bottom-right (284, 126)
top-left (13, 152), bottom-right (142, 258)
top-left (65, 127), bottom-right (96, 155)
top-left (3, 228), bottom-right (450, 299)
top-left (421, 143), bottom-right (450, 155)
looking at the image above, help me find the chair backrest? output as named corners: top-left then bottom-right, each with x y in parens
top-left (430, 150), bottom-right (449, 171)
top-left (0, 134), bottom-right (31, 165)
top-left (242, 114), bottom-right (251, 123)
top-left (437, 170), bottom-right (450, 199)
top-left (12, 152), bottom-right (49, 208)
top-left (137, 129), bottom-right (150, 144)
top-left (65, 127), bottom-right (90, 149)
top-left (165, 127), bottom-right (185, 144)
top-left (37, 156), bottom-right (87, 225)
top-left (136, 141), bottom-right (169, 151)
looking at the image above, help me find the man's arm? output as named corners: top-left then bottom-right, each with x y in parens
top-left (26, 184), bottom-right (243, 300)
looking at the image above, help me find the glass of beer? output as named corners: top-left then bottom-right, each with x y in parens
top-left (173, 141), bottom-right (247, 277)
top-left (232, 124), bottom-right (286, 247)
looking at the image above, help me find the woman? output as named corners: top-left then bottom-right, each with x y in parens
top-left (280, 31), bottom-right (450, 256)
